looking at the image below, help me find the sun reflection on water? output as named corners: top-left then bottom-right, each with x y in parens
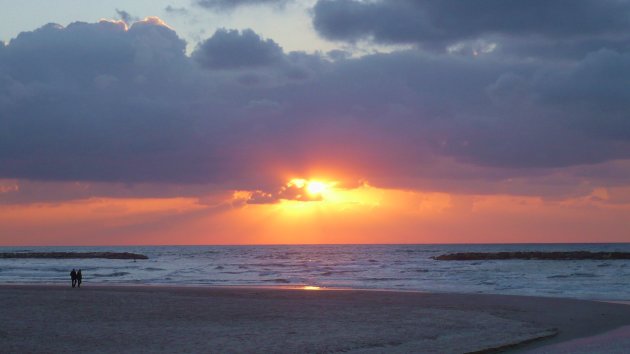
top-left (302, 285), bottom-right (322, 290)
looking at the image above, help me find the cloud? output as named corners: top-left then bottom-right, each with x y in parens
top-left (312, 0), bottom-right (630, 58)
top-left (115, 9), bottom-right (139, 25)
top-left (243, 179), bottom-right (328, 204)
top-left (164, 5), bottom-right (188, 15)
top-left (195, 0), bottom-right (291, 11)
top-left (0, 179), bottom-right (19, 194)
top-left (193, 29), bottom-right (284, 69)
top-left (1, 17), bottom-right (630, 200)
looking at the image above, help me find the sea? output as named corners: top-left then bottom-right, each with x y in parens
top-left (0, 244), bottom-right (628, 301)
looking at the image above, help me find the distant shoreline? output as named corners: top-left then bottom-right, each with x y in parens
top-left (434, 251), bottom-right (630, 261)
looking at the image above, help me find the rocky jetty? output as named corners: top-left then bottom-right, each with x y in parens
top-left (0, 252), bottom-right (148, 260)
top-left (433, 251), bottom-right (630, 261)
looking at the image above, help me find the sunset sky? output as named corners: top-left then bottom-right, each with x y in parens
top-left (2, 0), bottom-right (630, 245)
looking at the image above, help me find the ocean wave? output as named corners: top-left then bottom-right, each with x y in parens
top-left (254, 254), bottom-right (293, 260)
top-left (144, 267), bottom-right (165, 271)
top-left (250, 263), bottom-right (290, 268)
top-left (479, 281), bottom-right (496, 285)
top-left (362, 277), bottom-right (398, 282)
top-left (572, 272), bottom-right (599, 277)
top-left (91, 272), bottom-right (130, 277)
top-left (547, 272), bottom-right (599, 279)
top-left (262, 278), bottom-right (291, 283)
top-left (395, 249), bottom-right (441, 254)
top-left (0, 266), bottom-right (78, 274)
top-left (220, 271), bottom-right (249, 274)
top-left (258, 271), bottom-right (278, 277)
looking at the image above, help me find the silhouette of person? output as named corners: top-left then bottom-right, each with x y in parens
top-left (70, 269), bottom-right (77, 288)
top-left (77, 269), bottom-right (82, 288)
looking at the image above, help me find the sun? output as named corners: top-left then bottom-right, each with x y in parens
top-left (286, 178), bottom-right (333, 199)
top-left (273, 178), bottom-right (382, 215)
top-left (275, 178), bottom-right (340, 211)
top-left (306, 181), bottom-right (327, 196)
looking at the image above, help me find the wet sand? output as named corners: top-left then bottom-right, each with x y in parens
top-left (0, 285), bottom-right (628, 353)
top-left (524, 325), bottom-right (630, 353)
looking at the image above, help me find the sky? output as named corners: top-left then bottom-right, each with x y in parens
top-left (1, 0), bottom-right (630, 245)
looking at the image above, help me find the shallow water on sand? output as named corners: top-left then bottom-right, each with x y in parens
top-left (1, 244), bottom-right (628, 300)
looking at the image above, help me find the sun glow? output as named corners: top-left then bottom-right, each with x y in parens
top-left (288, 178), bottom-right (307, 188)
top-left (287, 178), bottom-right (335, 199)
top-left (270, 178), bottom-right (384, 218)
top-left (306, 181), bottom-right (327, 196)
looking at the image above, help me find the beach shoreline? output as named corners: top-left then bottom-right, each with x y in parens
top-left (2, 244), bottom-right (628, 301)
top-left (1, 285), bottom-right (629, 353)
top-left (3, 281), bottom-right (629, 303)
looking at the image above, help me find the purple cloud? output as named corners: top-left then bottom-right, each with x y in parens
top-left (313, 0), bottom-right (630, 58)
top-left (196, 0), bottom-right (291, 11)
top-left (1, 16), bottom-right (630, 200)
top-left (193, 29), bottom-right (284, 69)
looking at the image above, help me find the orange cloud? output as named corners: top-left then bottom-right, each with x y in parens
top-left (2, 183), bottom-right (630, 245)
top-left (0, 197), bottom-right (206, 245)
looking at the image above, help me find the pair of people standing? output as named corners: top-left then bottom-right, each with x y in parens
top-left (70, 268), bottom-right (82, 288)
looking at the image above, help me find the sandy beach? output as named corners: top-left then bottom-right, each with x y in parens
top-left (0, 285), bottom-right (628, 353)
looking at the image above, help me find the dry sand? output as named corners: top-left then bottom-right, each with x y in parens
top-left (0, 285), bottom-right (628, 353)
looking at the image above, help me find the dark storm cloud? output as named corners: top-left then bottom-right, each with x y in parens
top-left (1, 17), bottom-right (630, 198)
top-left (312, 0), bottom-right (630, 58)
top-left (196, 0), bottom-right (291, 11)
top-left (0, 19), bottom-right (207, 183)
top-left (193, 29), bottom-right (284, 69)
